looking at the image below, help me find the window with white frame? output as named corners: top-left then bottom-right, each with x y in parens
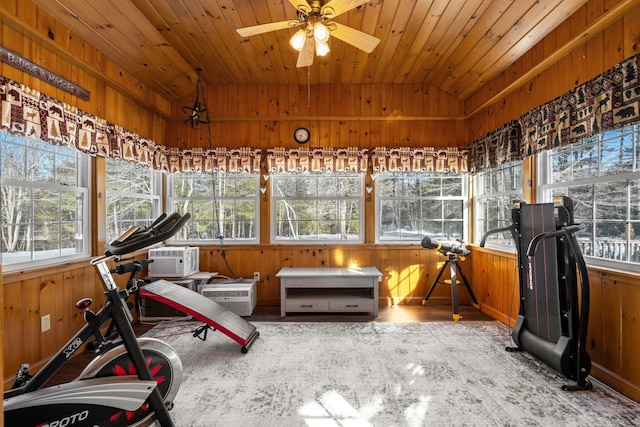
top-left (168, 172), bottom-right (259, 243)
top-left (105, 158), bottom-right (162, 243)
top-left (538, 124), bottom-right (640, 270)
top-left (376, 172), bottom-right (466, 243)
top-left (271, 173), bottom-right (363, 243)
top-left (473, 160), bottom-right (523, 246)
top-left (0, 132), bottom-right (90, 269)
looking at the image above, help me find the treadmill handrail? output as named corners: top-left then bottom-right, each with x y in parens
top-left (526, 224), bottom-right (583, 257)
top-left (479, 224), bottom-right (516, 247)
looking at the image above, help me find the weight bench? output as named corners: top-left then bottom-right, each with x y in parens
top-left (139, 280), bottom-right (259, 354)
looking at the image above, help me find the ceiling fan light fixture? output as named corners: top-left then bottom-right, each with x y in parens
top-left (289, 28), bottom-right (307, 51)
top-left (313, 21), bottom-right (330, 43)
top-left (316, 40), bottom-right (330, 57)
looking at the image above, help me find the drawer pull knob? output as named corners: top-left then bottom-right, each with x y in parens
top-left (346, 304), bottom-right (359, 308)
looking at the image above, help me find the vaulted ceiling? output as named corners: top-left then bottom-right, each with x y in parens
top-left (30, 0), bottom-right (595, 103)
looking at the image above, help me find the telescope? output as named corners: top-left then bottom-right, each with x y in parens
top-left (421, 236), bottom-right (470, 256)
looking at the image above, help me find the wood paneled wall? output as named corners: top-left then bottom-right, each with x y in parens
top-left (0, 0), bottom-right (170, 140)
top-left (470, 249), bottom-right (640, 403)
top-left (199, 245), bottom-right (472, 307)
top-left (166, 83), bottom-right (467, 149)
top-left (467, 0), bottom-right (640, 136)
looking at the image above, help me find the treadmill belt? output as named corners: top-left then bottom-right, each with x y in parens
top-left (520, 203), bottom-right (562, 343)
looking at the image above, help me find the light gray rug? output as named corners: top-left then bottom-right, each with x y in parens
top-left (145, 321), bottom-right (640, 426)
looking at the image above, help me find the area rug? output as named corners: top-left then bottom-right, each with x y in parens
top-left (144, 321), bottom-right (640, 426)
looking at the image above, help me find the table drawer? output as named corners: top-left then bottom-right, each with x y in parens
top-left (330, 299), bottom-right (375, 312)
top-left (285, 299), bottom-right (330, 312)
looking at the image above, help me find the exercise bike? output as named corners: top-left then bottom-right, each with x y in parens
top-left (4, 212), bottom-right (191, 426)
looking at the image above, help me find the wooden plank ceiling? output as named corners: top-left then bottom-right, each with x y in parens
top-left (31, 0), bottom-right (592, 102)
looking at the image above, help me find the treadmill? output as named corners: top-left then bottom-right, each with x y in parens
top-left (481, 196), bottom-right (591, 390)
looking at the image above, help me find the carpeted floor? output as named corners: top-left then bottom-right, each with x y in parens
top-left (145, 320), bottom-right (640, 427)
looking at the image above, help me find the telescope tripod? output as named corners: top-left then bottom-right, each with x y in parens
top-left (422, 251), bottom-right (478, 321)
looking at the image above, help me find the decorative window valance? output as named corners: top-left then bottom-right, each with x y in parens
top-left (168, 147), bottom-right (262, 174)
top-left (468, 120), bottom-right (522, 173)
top-left (519, 52), bottom-right (640, 158)
top-left (371, 147), bottom-right (468, 174)
top-left (265, 147), bottom-right (368, 173)
top-left (0, 76), bottom-right (262, 174)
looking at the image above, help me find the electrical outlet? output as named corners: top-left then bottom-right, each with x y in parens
top-left (253, 271), bottom-right (260, 282)
top-left (41, 314), bottom-right (51, 333)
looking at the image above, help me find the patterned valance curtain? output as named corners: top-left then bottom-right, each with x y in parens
top-left (167, 147), bottom-right (262, 174)
top-left (265, 147), bottom-right (368, 173)
top-left (0, 76), bottom-right (262, 173)
top-left (519, 52), bottom-right (640, 158)
top-left (467, 120), bottom-right (521, 173)
top-left (370, 147), bottom-right (468, 174)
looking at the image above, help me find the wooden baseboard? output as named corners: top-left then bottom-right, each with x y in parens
top-left (591, 363), bottom-right (640, 403)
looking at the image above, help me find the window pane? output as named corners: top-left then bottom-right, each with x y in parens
top-left (539, 124), bottom-right (640, 267)
top-left (170, 172), bottom-right (258, 242)
top-left (106, 159), bottom-right (161, 242)
top-left (473, 161), bottom-right (522, 246)
top-left (595, 181), bottom-right (626, 221)
top-left (378, 172), bottom-right (465, 242)
top-left (273, 173), bottom-right (362, 243)
top-left (1, 132), bottom-right (89, 268)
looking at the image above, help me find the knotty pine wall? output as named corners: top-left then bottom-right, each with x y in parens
top-left (166, 83), bottom-right (467, 149)
top-left (2, 0), bottom-right (640, 407)
top-left (0, 0), bottom-right (171, 395)
top-left (467, 2), bottom-right (640, 403)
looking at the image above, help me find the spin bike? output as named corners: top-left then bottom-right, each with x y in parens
top-left (4, 212), bottom-right (191, 426)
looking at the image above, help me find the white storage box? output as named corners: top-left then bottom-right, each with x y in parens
top-left (148, 246), bottom-right (199, 278)
top-left (201, 279), bottom-right (257, 317)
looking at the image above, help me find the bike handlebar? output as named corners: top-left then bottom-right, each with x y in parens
top-left (110, 259), bottom-right (154, 275)
top-left (105, 212), bottom-right (191, 256)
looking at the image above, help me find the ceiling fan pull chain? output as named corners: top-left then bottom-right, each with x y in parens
top-left (307, 66), bottom-right (311, 108)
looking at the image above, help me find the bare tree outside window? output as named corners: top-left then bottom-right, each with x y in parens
top-left (272, 173), bottom-right (362, 243)
top-left (1, 133), bottom-right (89, 267)
top-left (169, 172), bottom-right (258, 243)
top-left (377, 172), bottom-right (466, 243)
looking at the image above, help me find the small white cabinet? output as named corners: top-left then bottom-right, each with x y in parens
top-left (277, 267), bottom-right (382, 317)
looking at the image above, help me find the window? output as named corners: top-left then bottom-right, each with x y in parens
top-left (0, 132), bottom-right (90, 269)
top-left (105, 159), bottom-right (162, 243)
top-left (168, 172), bottom-right (259, 243)
top-left (539, 124), bottom-right (640, 270)
top-left (473, 161), bottom-right (523, 246)
top-left (376, 172), bottom-right (466, 243)
top-left (272, 173), bottom-right (363, 243)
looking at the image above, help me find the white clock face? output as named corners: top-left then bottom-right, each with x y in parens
top-left (294, 127), bottom-right (309, 143)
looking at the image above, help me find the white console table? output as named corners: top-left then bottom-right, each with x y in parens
top-left (277, 267), bottom-right (382, 317)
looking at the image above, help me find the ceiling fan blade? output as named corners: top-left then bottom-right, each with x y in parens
top-left (237, 20), bottom-right (300, 37)
top-left (288, 0), bottom-right (312, 14)
top-left (329, 23), bottom-right (380, 53)
top-left (296, 37), bottom-right (315, 68)
top-left (322, 0), bottom-right (372, 18)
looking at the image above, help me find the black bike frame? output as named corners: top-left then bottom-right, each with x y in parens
top-left (4, 255), bottom-right (174, 426)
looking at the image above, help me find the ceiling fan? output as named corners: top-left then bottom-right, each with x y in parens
top-left (236, 0), bottom-right (380, 68)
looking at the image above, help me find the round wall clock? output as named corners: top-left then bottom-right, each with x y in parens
top-left (294, 127), bottom-right (310, 144)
